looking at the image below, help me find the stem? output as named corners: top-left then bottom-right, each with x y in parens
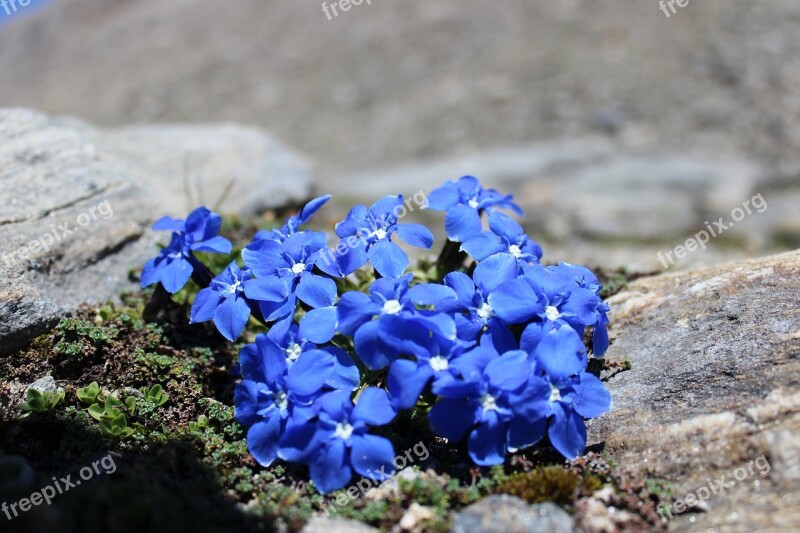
top-left (436, 239), bottom-right (467, 276)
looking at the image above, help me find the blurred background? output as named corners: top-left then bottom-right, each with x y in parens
top-left (2, 0), bottom-right (799, 271)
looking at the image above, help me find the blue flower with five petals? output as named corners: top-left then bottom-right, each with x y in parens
top-left (190, 261), bottom-right (287, 341)
top-left (461, 211), bottom-right (543, 267)
top-left (235, 333), bottom-right (339, 467)
top-left (277, 388), bottom-right (397, 493)
top-left (324, 195), bottom-right (434, 279)
top-left (427, 176), bottom-right (523, 242)
top-left (141, 206), bottom-right (232, 293)
top-left (255, 195), bottom-right (331, 242)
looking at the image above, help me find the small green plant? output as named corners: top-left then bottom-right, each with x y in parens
top-left (18, 388), bottom-right (65, 418)
top-left (77, 382), bottom-right (101, 405)
top-left (88, 395), bottom-right (135, 439)
top-left (142, 384), bottom-right (169, 407)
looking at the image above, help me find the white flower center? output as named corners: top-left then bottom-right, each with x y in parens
top-left (383, 299), bottom-right (402, 315)
top-left (468, 199), bottom-right (480, 209)
top-left (286, 343), bottom-right (302, 362)
top-left (508, 244), bottom-right (522, 258)
top-left (480, 393), bottom-right (498, 412)
top-left (374, 228), bottom-right (388, 240)
top-left (334, 422), bottom-right (354, 440)
top-left (224, 280), bottom-right (242, 295)
top-left (545, 305), bottom-right (561, 322)
top-left (275, 392), bottom-right (288, 411)
top-left (429, 356), bottom-right (449, 372)
top-left (477, 302), bottom-right (493, 320)
top-left (549, 384), bottom-right (561, 403)
top-left (291, 262), bottom-right (306, 275)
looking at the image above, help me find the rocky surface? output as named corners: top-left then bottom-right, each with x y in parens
top-left (0, 108), bottom-right (313, 355)
top-left (451, 496), bottom-right (574, 533)
top-left (589, 249), bottom-right (800, 531)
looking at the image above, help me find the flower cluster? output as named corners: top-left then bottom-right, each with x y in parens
top-left (142, 176), bottom-right (612, 493)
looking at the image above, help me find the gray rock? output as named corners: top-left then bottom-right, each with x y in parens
top-left (302, 516), bottom-right (378, 533)
top-left (0, 108), bottom-right (314, 355)
top-left (451, 495), bottom-right (574, 533)
top-left (587, 249), bottom-right (800, 531)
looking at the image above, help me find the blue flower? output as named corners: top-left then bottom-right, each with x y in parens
top-left (489, 264), bottom-right (604, 337)
top-left (265, 322), bottom-right (360, 392)
top-left (190, 261), bottom-right (286, 341)
top-left (255, 195), bottom-right (331, 242)
top-left (277, 388), bottom-right (397, 493)
top-left (235, 333), bottom-right (339, 467)
top-left (141, 206), bottom-right (232, 293)
top-left (428, 345), bottom-right (550, 466)
top-left (427, 176), bottom-right (523, 242)
top-left (552, 262), bottom-right (611, 357)
top-left (461, 211), bottom-right (543, 267)
top-left (242, 230), bottom-right (338, 324)
top-left (524, 326), bottom-right (611, 459)
top-left (337, 273), bottom-right (457, 369)
top-left (387, 321), bottom-right (476, 409)
top-left (323, 195), bottom-right (434, 279)
top-left (440, 254), bottom-right (520, 347)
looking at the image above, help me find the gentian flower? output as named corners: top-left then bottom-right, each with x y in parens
top-left (427, 176), bottom-right (523, 242)
top-left (428, 345), bottom-right (550, 466)
top-left (461, 211), bottom-right (543, 267)
top-left (255, 195), bottom-right (331, 242)
top-left (190, 262), bottom-right (287, 341)
top-left (242, 230), bottom-right (338, 323)
top-left (265, 323), bottom-right (359, 392)
top-left (440, 254), bottom-right (520, 347)
top-left (337, 273), bottom-right (457, 369)
top-left (387, 321), bottom-right (475, 409)
top-left (324, 195), bottom-right (434, 279)
top-left (489, 264), bottom-right (603, 339)
top-left (524, 326), bottom-right (611, 459)
top-left (141, 206), bottom-right (232, 293)
top-left (553, 262), bottom-right (611, 357)
top-left (235, 333), bottom-right (338, 467)
top-left (278, 388), bottom-right (397, 493)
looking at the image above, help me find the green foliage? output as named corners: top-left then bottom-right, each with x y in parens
top-left (77, 382), bottom-right (101, 405)
top-left (142, 384), bottom-right (169, 407)
top-left (18, 387), bottom-right (65, 417)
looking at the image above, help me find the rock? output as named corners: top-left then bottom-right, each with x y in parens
top-left (587, 249), bottom-right (800, 531)
top-left (0, 108), bottom-right (314, 355)
top-left (451, 495), bottom-right (574, 533)
top-left (27, 376), bottom-right (60, 395)
top-left (301, 516), bottom-right (379, 533)
top-left (398, 502), bottom-right (436, 532)
top-left (85, 122), bottom-right (315, 217)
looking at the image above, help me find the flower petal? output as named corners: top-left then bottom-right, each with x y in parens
top-left (429, 398), bottom-right (476, 441)
top-left (467, 410), bottom-right (507, 466)
top-left (571, 373), bottom-right (612, 419)
top-left (352, 387), bottom-right (396, 426)
top-left (297, 273), bottom-right (337, 308)
top-left (287, 350), bottom-right (336, 396)
top-left (310, 439), bottom-right (353, 494)
top-left (368, 239), bottom-right (408, 279)
top-left (299, 307), bottom-right (338, 344)
top-left (395, 223), bottom-right (434, 249)
top-left (247, 415), bottom-right (282, 467)
top-left (213, 295), bottom-right (251, 341)
top-left (350, 434), bottom-right (397, 479)
top-left (547, 402), bottom-right (587, 460)
top-left (445, 204), bottom-right (483, 242)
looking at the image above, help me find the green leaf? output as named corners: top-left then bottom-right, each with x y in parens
top-left (125, 397), bottom-right (137, 413)
top-left (77, 382), bottom-right (100, 405)
top-left (88, 403), bottom-right (105, 421)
